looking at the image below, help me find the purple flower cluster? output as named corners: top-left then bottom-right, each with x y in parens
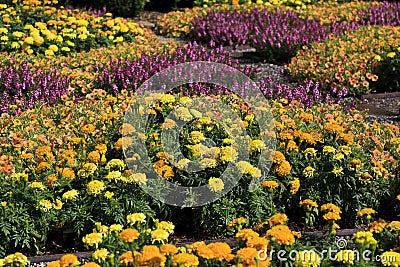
top-left (259, 77), bottom-right (348, 109)
top-left (63, 5), bottom-right (108, 17)
top-left (359, 2), bottom-right (400, 26)
top-left (0, 62), bottom-right (70, 115)
top-left (95, 42), bottom-right (345, 108)
top-left (95, 42), bottom-right (257, 95)
top-left (192, 9), bottom-right (358, 58)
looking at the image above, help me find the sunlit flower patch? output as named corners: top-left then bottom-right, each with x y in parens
top-left (287, 25), bottom-right (400, 94)
top-left (0, 0), bottom-right (153, 55)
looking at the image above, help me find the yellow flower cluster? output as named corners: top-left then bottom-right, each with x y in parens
top-left (0, 0), bottom-right (154, 55)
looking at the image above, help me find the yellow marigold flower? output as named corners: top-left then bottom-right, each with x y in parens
top-left (1, 202), bottom-right (6, 207)
top-left (303, 147), bottom-right (317, 158)
top-left (332, 166), bottom-right (343, 176)
top-left (104, 191), bottom-right (114, 199)
top-left (29, 181), bottom-right (46, 190)
top-left (4, 253), bottom-right (30, 267)
top-left (262, 180), bottom-right (278, 189)
top-left (120, 228), bottom-right (140, 243)
top-left (86, 180), bottom-right (105, 196)
top-left (218, 146), bottom-right (238, 164)
top-left (323, 146), bottom-right (336, 154)
top-left (303, 166), bottom-right (315, 178)
top-left (92, 248), bottom-right (109, 262)
top-left (250, 139), bottom-right (265, 152)
top-left (380, 251), bottom-right (400, 266)
top-left (357, 208), bottom-right (376, 218)
top-left (236, 229), bottom-right (259, 242)
top-left (62, 189), bottom-right (79, 201)
top-left (45, 49), bottom-right (54, 56)
top-left (199, 158), bottom-right (218, 169)
top-left (208, 177), bottom-right (224, 192)
top-left (159, 94), bottom-right (175, 104)
top-left (151, 229), bottom-right (169, 244)
top-left (274, 160), bottom-right (291, 176)
top-left (127, 213), bottom-right (146, 224)
top-left (78, 163), bottom-right (97, 178)
top-left (248, 166), bottom-right (262, 178)
top-left (160, 244), bottom-right (178, 255)
top-left (289, 178), bottom-right (300, 194)
top-left (109, 224), bottom-right (123, 233)
top-left (338, 145), bottom-right (351, 156)
top-left (82, 232), bottom-right (102, 248)
top-left (53, 199), bottom-right (63, 210)
top-left (156, 220), bottom-right (175, 234)
top-left (294, 250), bottom-right (321, 267)
top-left (188, 131), bottom-right (205, 144)
top-left (323, 212), bottom-right (341, 221)
top-left (106, 170), bottom-right (122, 180)
top-left (40, 199), bottom-right (52, 212)
top-left (387, 52), bottom-right (396, 58)
top-left (172, 253), bottom-right (199, 267)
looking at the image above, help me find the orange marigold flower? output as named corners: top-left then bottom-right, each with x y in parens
top-left (321, 203), bottom-right (341, 214)
top-left (120, 228), bottom-right (140, 243)
top-left (273, 151), bottom-right (286, 164)
top-left (266, 225), bottom-right (297, 246)
top-left (60, 254), bottom-right (79, 267)
top-left (172, 253), bottom-right (199, 267)
top-left (262, 180), bottom-right (279, 189)
top-left (274, 160), bottom-right (291, 176)
top-left (323, 212), bottom-right (341, 221)
top-left (207, 242), bottom-right (231, 261)
top-left (357, 208), bottom-right (376, 217)
top-left (299, 199), bottom-right (318, 209)
top-left (367, 219), bottom-right (387, 233)
top-left (235, 229), bottom-right (259, 242)
top-left (246, 236), bottom-right (270, 251)
top-left (268, 213), bottom-right (288, 226)
top-left (160, 244), bottom-right (178, 255)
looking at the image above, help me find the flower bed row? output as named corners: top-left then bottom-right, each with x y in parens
top-left (0, 0), bottom-right (152, 55)
top-left (287, 25), bottom-right (400, 94)
top-left (0, 87), bottom-right (399, 255)
top-left (4, 211), bottom-right (400, 267)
